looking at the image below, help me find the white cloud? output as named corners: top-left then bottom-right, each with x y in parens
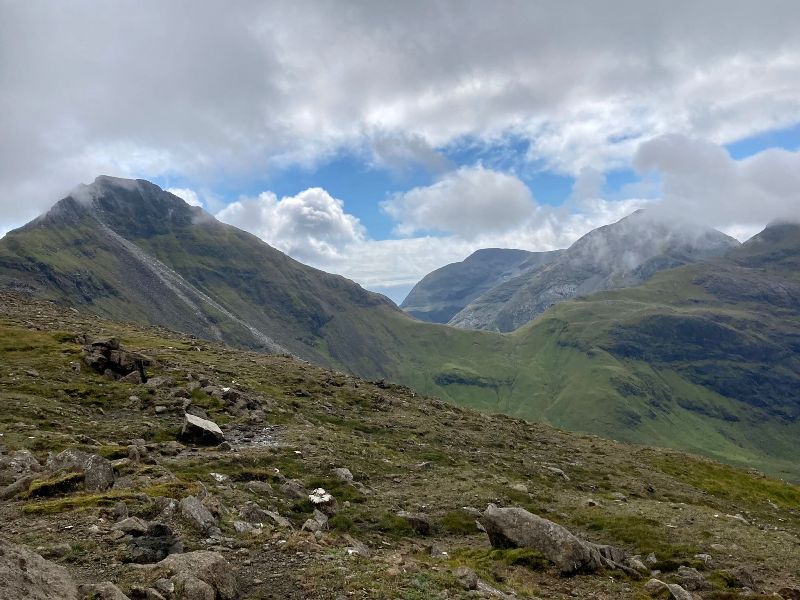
top-left (166, 187), bottom-right (202, 207)
top-left (215, 187), bottom-right (365, 263)
top-left (382, 166), bottom-right (536, 238)
top-left (635, 134), bottom-right (800, 229)
top-left (2, 2), bottom-right (800, 233)
top-left (224, 170), bottom-right (647, 302)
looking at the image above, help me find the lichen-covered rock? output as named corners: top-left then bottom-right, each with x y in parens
top-left (149, 551), bottom-right (239, 600)
top-left (45, 448), bottom-right (115, 491)
top-left (0, 537), bottom-right (79, 600)
top-left (479, 504), bottom-right (603, 574)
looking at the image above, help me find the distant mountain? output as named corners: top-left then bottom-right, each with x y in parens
top-left (2, 177), bottom-right (799, 479)
top-left (447, 210), bottom-right (740, 331)
top-left (400, 248), bottom-right (560, 323)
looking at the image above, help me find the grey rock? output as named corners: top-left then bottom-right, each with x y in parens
top-left (178, 413), bottom-right (224, 446)
top-left (244, 480), bottom-right (273, 495)
top-left (45, 448), bottom-right (114, 491)
top-left (644, 578), bottom-right (695, 600)
top-left (180, 495), bottom-right (218, 533)
top-left (77, 581), bottom-right (131, 600)
top-left (114, 516), bottom-right (150, 536)
top-left (0, 448), bottom-right (41, 484)
top-left (479, 504), bottom-right (603, 575)
top-left (150, 551), bottom-right (239, 600)
top-left (677, 565), bottom-right (711, 591)
top-left (396, 510), bottom-right (432, 535)
top-left (126, 522), bottom-right (182, 565)
top-left (0, 538), bottom-right (78, 600)
top-left (331, 467), bottom-right (354, 482)
top-left (454, 566), bottom-right (478, 590)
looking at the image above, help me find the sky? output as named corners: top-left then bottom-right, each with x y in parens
top-left (1, 1), bottom-right (799, 303)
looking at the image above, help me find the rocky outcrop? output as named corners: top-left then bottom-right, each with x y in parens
top-left (146, 551), bottom-right (239, 600)
top-left (0, 537), bottom-right (79, 600)
top-left (396, 511), bottom-right (432, 535)
top-left (82, 336), bottom-right (151, 383)
top-left (45, 448), bottom-right (115, 491)
top-left (0, 448), bottom-right (42, 484)
top-left (178, 414), bottom-right (225, 446)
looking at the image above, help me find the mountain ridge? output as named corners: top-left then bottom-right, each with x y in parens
top-left (2, 176), bottom-right (799, 479)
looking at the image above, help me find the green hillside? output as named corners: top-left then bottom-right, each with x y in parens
top-left (1, 177), bottom-right (798, 480)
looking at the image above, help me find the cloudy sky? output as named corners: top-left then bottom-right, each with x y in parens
top-left (2, 1), bottom-right (799, 302)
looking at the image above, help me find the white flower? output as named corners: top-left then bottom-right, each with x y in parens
top-left (309, 488), bottom-right (333, 504)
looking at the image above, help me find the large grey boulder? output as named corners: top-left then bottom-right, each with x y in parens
top-left (479, 504), bottom-right (603, 574)
top-left (148, 551), bottom-right (239, 600)
top-left (45, 448), bottom-right (115, 491)
top-left (0, 537), bottom-right (79, 600)
top-left (178, 413), bottom-right (224, 446)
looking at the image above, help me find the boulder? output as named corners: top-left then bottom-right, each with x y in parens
top-left (126, 523), bottom-right (183, 564)
top-left (331, 467), bottom-right (354, 482)
top-left (396, 511), bottom-right (432, 535)
top-left (83, 338), bottom-right (151, 382)
top-left (0, 537), bottom-right (79, 600)
top-left (479, 504), bottom-right (603, 574)
top-left (149, 551), bottom-right (238, 600)
top-left (114, 516), bottom-right (150, 536)
top-left (178, 414), bottom-right (224, 446)
top-left (45, 448), bottom-right (115, 491)
top-left (677, 565), bottom-right (710, 591)
top-left (0, 448), bottom-right (42, 485)
top-left (78, 581), bottom-right (131, 599)
top-left (643, 578), bottom-right (695, 600)
top-left (180, 495), bottom-right (219, 534)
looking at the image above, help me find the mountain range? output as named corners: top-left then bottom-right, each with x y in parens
top-left (404, 209), bottom-right (740, 332)
top-left (1, 176), bottom-right (798, 480)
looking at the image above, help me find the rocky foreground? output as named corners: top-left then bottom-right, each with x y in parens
top-left (0, 292), bottom-right (799, 599)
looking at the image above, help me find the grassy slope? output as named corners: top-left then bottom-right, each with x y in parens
top-left (1, 292), bottom-right (799, 599)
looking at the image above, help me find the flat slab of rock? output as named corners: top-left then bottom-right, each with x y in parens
top-left (179, 413), bottom-right (225, 446)
top-left (480, 504), bottom-right (603, 574)
top-left (0, 538), bottom-right (79, 600)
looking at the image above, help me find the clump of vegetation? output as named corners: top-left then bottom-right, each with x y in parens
top-left (439, 510), bottom-right (479, 535)
top-left (26, 472), bottom-right (84, 498)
